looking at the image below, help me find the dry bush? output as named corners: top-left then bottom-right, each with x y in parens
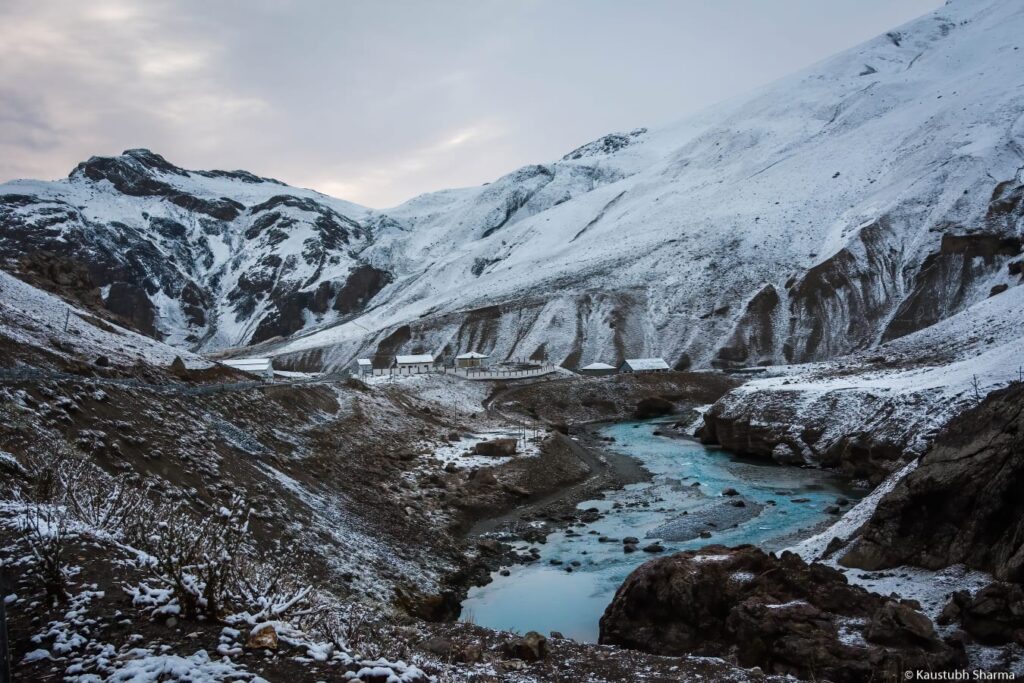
top-left (19, 502), bottom-right (72, 604)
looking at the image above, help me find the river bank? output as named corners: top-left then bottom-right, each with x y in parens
top-left (458, 418), bottom-right (865, 641)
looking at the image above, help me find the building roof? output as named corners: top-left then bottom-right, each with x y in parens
top-left (581, 362), bottom-right (615, 370)
top-left (455, 352), bottom-right (489, 359)
top-left (356, 358), bottom-right (372, 366)
top-left (223, 358), bottom-right (273, 371)
top-left (395, 354), bottom-right (435, 364)
top-left (622, 358), bottom-right (670, 371)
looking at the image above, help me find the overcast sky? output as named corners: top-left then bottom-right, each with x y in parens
top-left (0, 0), bottom-right (941, 209)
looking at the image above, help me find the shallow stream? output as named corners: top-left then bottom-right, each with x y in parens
top-left (460, 419), bottom-right (864, 642)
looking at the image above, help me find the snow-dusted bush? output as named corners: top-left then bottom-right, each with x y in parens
top-left (55, 456), bottom-right (150, 533)
top-left (127, 499), bottom-right (252, 621)
top-left (231, 543), bottom-right (316, 627)
top-left (19, 502), bottom-right (72, 604)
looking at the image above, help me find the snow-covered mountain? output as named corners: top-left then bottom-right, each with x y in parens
top-left (0, 149), bottom-right (379, 349)
top-left (2, 0), bottom-right (1023, 371)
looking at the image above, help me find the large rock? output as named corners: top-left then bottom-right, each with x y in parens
top-left (943, 582), bottom-right (1024, 645)
top-left (472, 438), bottom-right (517, 457)
top-left (599, 546), bottom-right (964, 682)
top-left (634, 396), bottom-right (674, 419)
top-left (503, 631), bottom-right (548, 662)
top-left (842, 383), bottom-right (1024, 581)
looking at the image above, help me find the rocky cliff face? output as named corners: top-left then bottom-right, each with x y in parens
top-left (842, 382), bottom-right (1024, 581)
top-left (697, 280), bottom-right (1024, 476)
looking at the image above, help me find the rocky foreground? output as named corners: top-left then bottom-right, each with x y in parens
top-left (600, 545), bottom-right (964, 682)
top-left (599, 380), bottom-right (1024, 679)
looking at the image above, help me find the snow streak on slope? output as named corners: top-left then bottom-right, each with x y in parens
top-left (270, 0), bottom-right (1024, 371)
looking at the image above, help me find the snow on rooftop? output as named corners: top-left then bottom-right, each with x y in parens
top-left (622, 358), bottom-right (670, 371)
top-left (455, 352), bottom-right (489, 359)
top-left (222, 358), bottom-right (272, 371)
top-left (581, 362), bottom-right (615, 370)
top-left (356, 358), bottom-right (372, 366)
top-left (395, 354), bottom-right (434, 364)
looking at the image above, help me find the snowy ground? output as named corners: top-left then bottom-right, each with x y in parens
top-left (0, 501), bottom-right (431, 683)
top-left (420, 429), bottom-right (543, 470)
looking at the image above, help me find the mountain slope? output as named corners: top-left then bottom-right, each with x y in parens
top-left (1, 0), bottom-right (1022, 372)
top-left (270, 0), bottom-right (1024, 370)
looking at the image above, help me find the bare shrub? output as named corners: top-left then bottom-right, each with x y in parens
top-left (17, 446), bottom-right (332, 636)
top-left (56, 457), bottom-right (151, 533)
top-left (125, 499), bottom-right (252, 621)
top-left (19, 502), bottom-right (72, 604)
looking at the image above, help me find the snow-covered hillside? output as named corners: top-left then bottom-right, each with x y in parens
top-left (0, 268), bottom-right (209, 370)
top-left (269, 0), bottom-right (1024, 371)
top-left (1, 0), bottom-right (1022, 371)
top-left (699, 281), bottom-right (1024, 482)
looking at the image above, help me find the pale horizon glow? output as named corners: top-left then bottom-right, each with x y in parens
top-left (0, 0), bottom-right (942, 209)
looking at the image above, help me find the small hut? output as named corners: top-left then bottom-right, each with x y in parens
top-left (619, 358), bottom-right (670, 374)
top-left (223, 357), bottom-right (274, 381)
top-left (455, 351), bottom-right (489, 368)
top-left (580, 362), bottom-right (616, 377)
top-left (355, 358), bottom-right (373, 377)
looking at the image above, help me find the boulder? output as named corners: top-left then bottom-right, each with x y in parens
top-left (420, 636), bottom-right (453, 657)
top-left (958, 582), bottom-right (1024, 645)
top-left (599, 546), bottom-right (963, 682)
top-left (865, 602), bottom-right (937, 646)
top-left (245, 623), bottom-right (278, 650)
top-left (473, 438), bottom-right (518, 457)
top-left (503, 631), bottom-right (547, 661)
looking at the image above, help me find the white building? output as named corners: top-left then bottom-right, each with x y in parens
top-left (580, 362), bottom-right (616, 377)
top-left (620, 358), bottom-right (670, 374)
top-left (393, 354), bottom-right (435, 374)
top-left (455, 351), bottom-right (489, 368)
top-left (223, 357), bottom-right (274, 381)
top-left (355, 358), bottom-right (373, 376)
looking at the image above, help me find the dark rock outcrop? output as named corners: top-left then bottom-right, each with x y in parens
top-left (697, 390), bottom-right (915, 484)
top-left (599, 545), bottom-right (964, 682)
top-left (332, 264), bottom-right (393, 314)
top-left (842, 382), bottom-right (1024, 580)
top-left (949, 582), bottom-right (1024, 645)
top-left (634, 396), bottom-right (674, 419)
top-left (883, 230), bottom-right (1021, 342)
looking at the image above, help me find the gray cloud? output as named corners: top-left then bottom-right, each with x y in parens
top-left (0, 0), bottom-right (941, 207)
